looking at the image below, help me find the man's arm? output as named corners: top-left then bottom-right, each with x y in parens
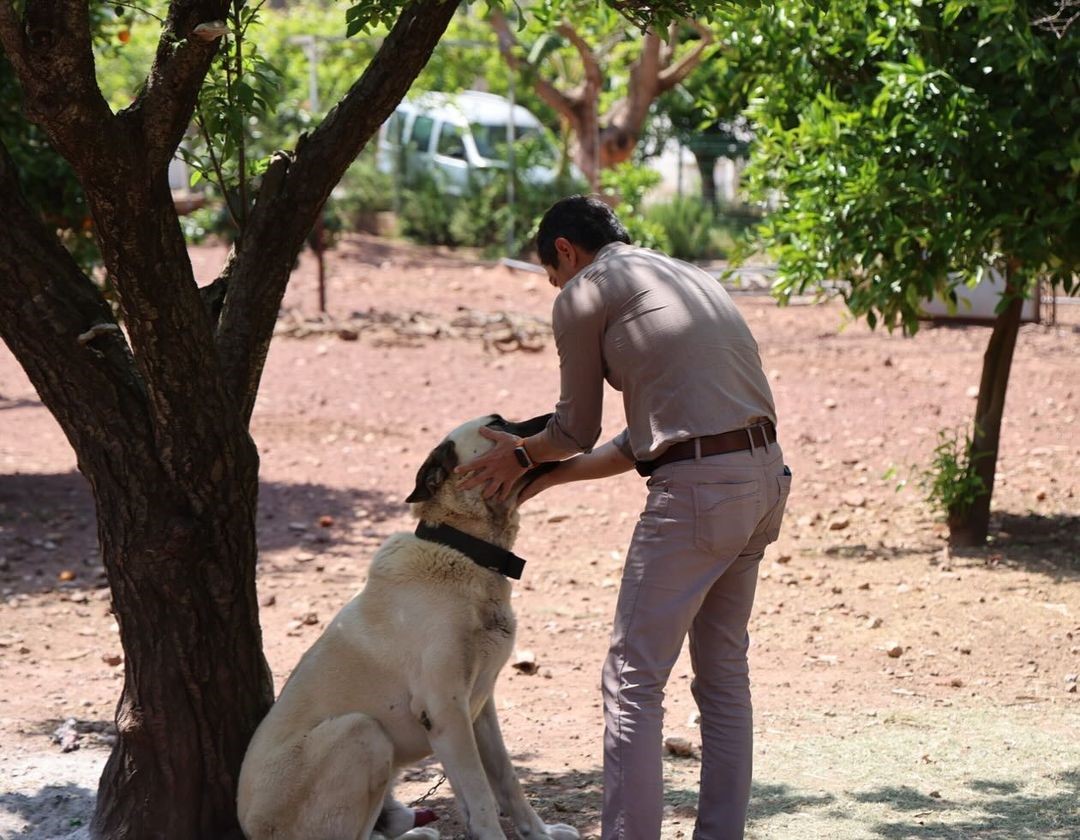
top-left (518, 438), bottom-right (635, 503)
top-left (458, 276), bottom-right (608, 500)
top-left (456, 425), bottom-right (635, 502)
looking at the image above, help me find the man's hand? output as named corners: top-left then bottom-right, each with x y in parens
top-left (455, 426), bottom-right (528, 501)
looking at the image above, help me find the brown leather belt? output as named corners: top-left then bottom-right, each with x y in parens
top-left (635, 422), bottom-right (777, 477)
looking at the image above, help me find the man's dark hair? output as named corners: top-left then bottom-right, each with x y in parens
top-left (535, 195), bottom-right (631, 267)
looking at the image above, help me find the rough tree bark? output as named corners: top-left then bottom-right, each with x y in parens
top-left (490, 10), bottom-right (711, 190)
top-left (0, 0), bottom-right (458, 836)
top-left (947, 269), bottom-right (1026, 548)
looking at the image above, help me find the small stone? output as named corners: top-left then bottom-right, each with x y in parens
top-left (966, 386), bottom-right (979, 398)
top-left (886, 643), bottom-right (904, 658)
top-left (259, 593), bottom-right (277, 608)
top-left (824, 398), bottom-right (838, 409)
top-left (828, 518), bottom-right (850, 531)
top-left (842, 492), bottom-right (867, 508)
top-left (866, 617), bottom-right (883, 629)
top-left (664, 736), bottom-right (695, 757)
top-left (298, 612), bottom-right (319, 626)
top-left (949, 677), bottom-right (963, 688)
top-left (58, 570), bottom-right (76, 582)
top-left (53, 718), bottom-right (80, 753)
top-left (512, 650), bottom-right (538, 675)
top-left (101, 653), bottom-right (123, 667)
top-left (318, 515), bottom-right (334, 528)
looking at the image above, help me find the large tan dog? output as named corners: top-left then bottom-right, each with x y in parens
top-left (237, 414), bottom-right (578, 840)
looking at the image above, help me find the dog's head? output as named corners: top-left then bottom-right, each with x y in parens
top-left (404, 413), bottom-right (553, 538)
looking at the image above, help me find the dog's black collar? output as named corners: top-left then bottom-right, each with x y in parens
top-left (414, 522), bottom-right (525, 580)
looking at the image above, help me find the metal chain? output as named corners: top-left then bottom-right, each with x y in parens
top-left (408, 772), bottom-right (448, 807)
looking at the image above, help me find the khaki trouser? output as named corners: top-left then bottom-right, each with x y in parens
top-left (602, 443), bottom-right (791, 840)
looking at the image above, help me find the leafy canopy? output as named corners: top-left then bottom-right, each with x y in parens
top-left (723, 0), bottom-right (1079, 332)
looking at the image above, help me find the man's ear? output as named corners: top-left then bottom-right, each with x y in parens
top-left (554, 236), bottom-right (575, 268)
top-left (405, 440), bottom-right (458, 503)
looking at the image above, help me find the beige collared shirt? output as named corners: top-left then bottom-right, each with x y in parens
top-left (537, 242), bottom-right (777, 462)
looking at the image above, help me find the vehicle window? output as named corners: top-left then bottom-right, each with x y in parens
top-left (409, 116), bottom-right (434, 152)
top-left (436, 124), bottom-right (467, 159)
top-left (472, 123), bottom-right (540, 161)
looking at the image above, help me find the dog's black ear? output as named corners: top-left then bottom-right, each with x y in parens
top-left (487, 412), bottom-right (554, 438)
top-left (405, 440), bottom-right (458, 503)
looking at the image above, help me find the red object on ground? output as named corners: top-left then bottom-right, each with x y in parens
top-left (414, 808), bottom-right (439, 827)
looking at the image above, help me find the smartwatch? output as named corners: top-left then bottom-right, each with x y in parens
top-left (513, 441), bottom-right (535, 469)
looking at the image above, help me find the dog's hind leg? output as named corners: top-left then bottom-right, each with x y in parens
top-left (290, 713), bottom-right (395, 840)
top-left (376, 794), bottom-right (440, 840)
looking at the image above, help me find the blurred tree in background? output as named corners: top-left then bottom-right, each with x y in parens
top-left (723, 0), bottom-right (1079, 545)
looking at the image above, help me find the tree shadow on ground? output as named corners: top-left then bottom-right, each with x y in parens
top-left (255, 481), bottom-right (405, 557)
top-left (747, 782), bottom-right (837, 821)
top-left (940, 511), bottom-right (1080, 582)
top-left (0, 471), bottom-right (402, 597)
top-left (393, 757), bottom-right (841, 836)
top-left (984, 512), bottom-right (1080, 576)
top-left (861, 767), bottom-right (1080, 838)
top-left (0, 393), bottom-right (43, 412)
top-left (403, 758), bottom-right (1078, 839)
top-left (0, 783), bottom-right (96, 838)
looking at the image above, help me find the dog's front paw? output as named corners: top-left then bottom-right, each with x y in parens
top-left (541, 824), bottom-right (579, 840)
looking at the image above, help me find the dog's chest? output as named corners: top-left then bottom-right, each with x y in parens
top-left (472, 597), bottom-right (516, 667)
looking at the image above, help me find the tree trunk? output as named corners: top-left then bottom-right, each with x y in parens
top-left (693, 151), bottom-right (718, 211)
top-left (947, 272), bottom-right (1025, 547)
top-left (0, 0), bottom-right (458, 834)
top-left (90, 455), bottom-right (272, 840)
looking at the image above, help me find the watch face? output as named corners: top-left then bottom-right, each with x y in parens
top-left (513, 446), bottom-right (531, 469)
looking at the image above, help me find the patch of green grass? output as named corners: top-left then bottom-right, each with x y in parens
top-left (661, 704), bottom-right (1080, 839)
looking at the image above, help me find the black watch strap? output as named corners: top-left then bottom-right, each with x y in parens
top-left (513, 444), bottom-right (534, 469)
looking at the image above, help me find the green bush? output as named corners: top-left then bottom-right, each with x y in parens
top-left (643, 199), bottom-right (716, 261)
top-left (642, 198), bottom-right (763, 262)
top-left (599, 162), bottom-right (667, 251)
top-left (397, 138), bottom-right (586, 255)
top-left (332, 149), bottom-right (395, 231)
top-left (920, 427), bottom-right (988, 519)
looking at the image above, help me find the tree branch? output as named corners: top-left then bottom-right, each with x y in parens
top-left (214, 0), bottom-right (460, 422)
top-left (489, 9), bottom-right (580, 118)
top-left (119, 0), bottom-right (231, 169)
top-left (556, 22), bottom-right (604, 92)
top-left (4, 1), bottom-right (251, 504)
top-left (0, 1), bottom-right (29, 71)
top-left (657, 19), bottom-right (713, 91)
top-left (0, 140), bottom-right (152, 463)
top-left (3, 0), bottom-right (115, 169)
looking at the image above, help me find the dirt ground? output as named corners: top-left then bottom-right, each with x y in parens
top-left (1, 235), bottom-right (1078, 839)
